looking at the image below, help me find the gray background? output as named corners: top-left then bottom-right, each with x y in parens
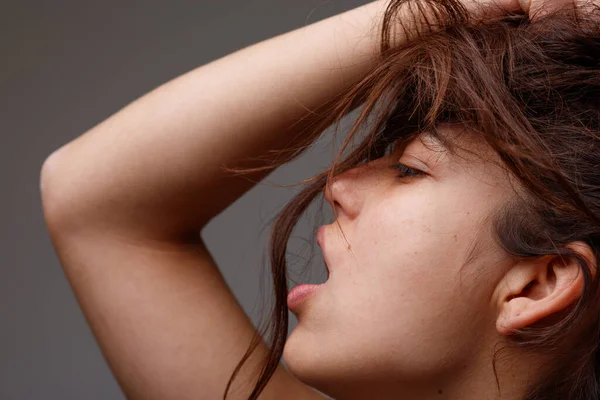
top-left (2, 1), bottom-right (368, 399)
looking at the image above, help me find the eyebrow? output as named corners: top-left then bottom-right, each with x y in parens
top-left (419, 132), bottom-right (449, 152)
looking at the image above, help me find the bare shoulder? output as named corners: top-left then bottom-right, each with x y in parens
top-left (43, 218), bottom-right (324, 400)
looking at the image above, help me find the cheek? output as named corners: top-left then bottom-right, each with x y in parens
top-left (284, 182), bottom-right (508, 386)
top-left (352, 195), bottom-right (470, 300)
top-left (285, 197), bottom-right (494, 381)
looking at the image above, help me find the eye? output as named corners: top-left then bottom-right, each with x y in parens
top-left (389, 162), bottom-right (425, 180)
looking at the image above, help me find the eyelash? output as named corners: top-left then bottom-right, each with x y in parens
top-left (389, 162), bottom-right (425, 179)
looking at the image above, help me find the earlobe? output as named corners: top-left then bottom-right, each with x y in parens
top-left (497, 296), bottom-right (534, 335)
top-left (496, 242), bottom-right (593, 336)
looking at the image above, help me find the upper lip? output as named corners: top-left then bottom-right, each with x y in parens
top-left (317, 225), bottom-right (330, 279)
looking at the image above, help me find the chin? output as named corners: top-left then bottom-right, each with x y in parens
top-left (283, 330), bottom-right (352, 396)
top-left (282, 331), bottom-right (309, 377)
top-left (283, 332), bottom-right (325, 385)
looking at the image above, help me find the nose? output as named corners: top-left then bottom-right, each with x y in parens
top-left (323, 164), bottom-right (369, 220)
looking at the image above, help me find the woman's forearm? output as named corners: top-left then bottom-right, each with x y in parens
top-left (41, 0), bottom-right (518, 242)
top-left (42, 1), bottom-right (394, 242)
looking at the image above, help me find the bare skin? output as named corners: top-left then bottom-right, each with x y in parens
top-left (39, 0), bottom-right (576, 399)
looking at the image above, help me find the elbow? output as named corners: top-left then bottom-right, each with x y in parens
top-left (40, 149), bottom-right (80, 233)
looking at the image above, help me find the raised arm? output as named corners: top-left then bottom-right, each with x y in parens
top-left (40, 0), bottom-right (524, 241)
top-left (41, 1), bottom-right (393, 242)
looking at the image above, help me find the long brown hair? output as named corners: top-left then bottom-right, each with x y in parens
top-left (223, 1), bottom-right (600, 399)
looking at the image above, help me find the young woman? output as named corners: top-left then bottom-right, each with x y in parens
top-left (40, 0), bottom-right (600, 399)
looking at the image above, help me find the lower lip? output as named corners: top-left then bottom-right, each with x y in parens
top-left (287, 284), bottom-right (323, 311)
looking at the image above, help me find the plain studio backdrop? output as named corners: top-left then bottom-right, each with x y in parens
top-left (1, 1), bottom-right (369, 399)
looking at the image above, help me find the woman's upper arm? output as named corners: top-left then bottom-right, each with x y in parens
top-left (44, 224), bottom-right (321, 400)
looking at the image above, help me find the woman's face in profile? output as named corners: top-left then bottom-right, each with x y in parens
top-left (282, 124), bottom-right (521, 398)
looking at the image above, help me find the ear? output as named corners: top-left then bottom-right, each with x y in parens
top-left (496, 241), bottom-right (595, 335)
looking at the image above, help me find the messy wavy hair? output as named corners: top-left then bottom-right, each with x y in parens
top-left (223, 1), bottom-right (600, 399)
